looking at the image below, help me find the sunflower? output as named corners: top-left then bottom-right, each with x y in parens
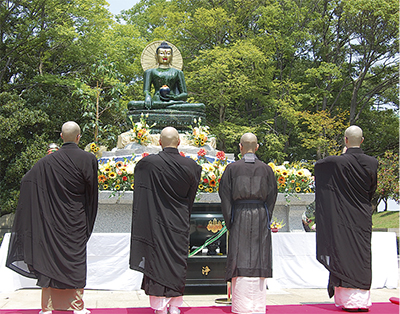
top-left (103, 184), bottom-right (109, 190)
top-left (297, 170), bottom-right (304, 176)
top-left (198, 184), bottom-right (204, 190)
top-left (109, 172), bottom-right (117, 179)
top-left (98, 175), bottom-right (107, 183)
top-left (282, 170), bottom-right (289, 177)
top-left (131, 183), bottom-right (134, 190)
top-left (208, 188), bottom-right (213, 193)
top-left (209, 179), bottom-right (217, 187)
top-left (90, 143), bottom-right (97, 150)
top-left (115, 185), bottom-right (121, 190)
top-left (278, 176), bottom-right (286, 184)
top-left (116, 161), bottom-right (124, 168)
top-left (295, 187), bottom-right (301, 192)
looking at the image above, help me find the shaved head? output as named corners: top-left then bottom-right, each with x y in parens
top-left (344, 125), bottom-right (364, 147)
top-left (240, 133), bottom-right (258, 154)
top-left (159, 127), bottom-right (180, 148)
top-left (61, 121), bottom-right (81, 143)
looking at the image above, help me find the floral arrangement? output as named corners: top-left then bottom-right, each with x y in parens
top-left (128, 113), bottom-right (155, 145)
top-left (97, 152), bottom-right (315, 196)
top-left (98, 149), bottom-right (229, 193)
top-left (196, 149), bottom-right (228, 193)
top-left (186, 118), bottom-right (214, 147)
top-left (270, 217), bottom-right (286, 230)
top-left (268, 161), bottom-right (314, 194)
top-left (98, 156), bottom-right (138, 191)
top-left (85, 142), bottom-right (107, 158)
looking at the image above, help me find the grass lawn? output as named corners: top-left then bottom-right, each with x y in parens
top-left (372, 210), bottom-right (399, 229)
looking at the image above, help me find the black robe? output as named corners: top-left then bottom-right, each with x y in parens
top-left (218, 153), bottom-right (277, 281)
top-left (314, 148), bottom-right (378, 297)
top-left (129, 147), bottom-right (201, 296)
top-left (6, 143), bottom-right (98, 289)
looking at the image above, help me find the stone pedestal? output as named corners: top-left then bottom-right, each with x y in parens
top-left (274, 193), bottom-right (315, 232)
top-left (95, 192), bottom-right (315, 233)
top-left (127, 109), bottom-right (206, 133)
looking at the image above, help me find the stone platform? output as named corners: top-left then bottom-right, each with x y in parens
top-left (94, 192), bottom-right (315, 233)
top-left (127, 109), bottom-right (206, 134)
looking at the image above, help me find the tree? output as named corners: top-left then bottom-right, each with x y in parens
top-left (0, 92), bottom-right (50, 215)
top-left (357, 108), bottom-right (399, 157)
top-left (0, 0), bottom-right (140, 216)
top-left (297, 110), bottom-right (349, 159)
top-left (187, 40), bottom-right (274, 151)
top-left (74, 60), bottom-right (127, 146)
top-left (0, 0), bottom-right (114, 92)
top-left (374, 151), bottom-right (399, 211)
top-left (119, 0), bottom-right (398, 163)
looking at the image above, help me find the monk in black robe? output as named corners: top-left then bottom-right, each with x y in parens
top-left (218, 133), bottom-right (277, 314)
top-left (129, 127), bottom-right (201, 314)
top-left (6, 121), bottom-right (98, 314)
top-left (315, 125), bottom-right (378, 312)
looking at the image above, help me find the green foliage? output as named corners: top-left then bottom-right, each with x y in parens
top-left (358, 109), bottom-right (399, 156)
top-left (74, 60), bottom-right (127, 147)
top-left (0, 92), bottom-right (50, 215)
top-left (297, 110), bottom-right (349, 159)
top-left (374, 151), bottom-right (399, 211)
top-left (0, 0), bottom-right (399, 216)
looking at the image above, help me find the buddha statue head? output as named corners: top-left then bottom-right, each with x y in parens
top-left (156, 42), bottom-right (173, 68)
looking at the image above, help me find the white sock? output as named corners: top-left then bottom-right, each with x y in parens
top-left (169, 305), bottom-right (181, 314)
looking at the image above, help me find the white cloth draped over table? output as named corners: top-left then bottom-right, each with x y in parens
top-left (0, 232), bottom-right (397, 293)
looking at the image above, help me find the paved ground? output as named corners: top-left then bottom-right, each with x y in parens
top-left (0, 287), bottom-right (399, 309)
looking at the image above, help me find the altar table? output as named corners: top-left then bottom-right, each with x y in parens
top-left (0, 232), bottom-right (397, 293)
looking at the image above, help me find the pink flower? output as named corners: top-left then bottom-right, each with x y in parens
top-left (197, 148), bottom-right (207, 157)
top-left (142, 152), bottom-right (149, 158)
top-left (179, 151), bottom-right (186, 157)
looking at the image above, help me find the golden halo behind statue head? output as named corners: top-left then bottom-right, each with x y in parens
top-left (141, 41), bottom-right (183, 72)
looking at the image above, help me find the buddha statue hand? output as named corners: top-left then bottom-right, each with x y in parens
top-left (160, 93), bottom-right (178, 102)
top-left (144, 94), bottom-right (152, 109)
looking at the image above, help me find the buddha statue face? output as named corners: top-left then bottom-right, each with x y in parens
top-left (157, 48), bottom-right (172, 66)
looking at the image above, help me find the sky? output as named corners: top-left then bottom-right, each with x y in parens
top-left (107, 0), bottom-right (140, 15)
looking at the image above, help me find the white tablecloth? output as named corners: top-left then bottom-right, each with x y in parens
top-left (0, 232), bottom-right (397, 293)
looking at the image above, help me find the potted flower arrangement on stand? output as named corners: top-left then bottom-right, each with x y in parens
top-left (270, 217), bottom-right (286, 233)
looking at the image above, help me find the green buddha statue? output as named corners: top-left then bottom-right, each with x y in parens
top-left (128, 42), bottom-right (205, 112)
